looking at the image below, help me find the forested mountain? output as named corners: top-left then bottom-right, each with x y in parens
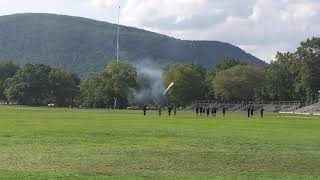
top-left (0, 13), bottom-right (265, 77)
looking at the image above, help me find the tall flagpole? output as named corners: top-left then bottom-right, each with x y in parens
top-left (116, 5), bottom-right (120, 62)
top-left (114, 5), bottom-right (121, 109)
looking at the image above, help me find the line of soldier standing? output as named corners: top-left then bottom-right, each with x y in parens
top-left (196, 106), bottom-right (226, 117)
top-left (195, 106), bottom-right (264, 118)
top-left (247, 106), bottom-right (264, 118)
top-left (143, 105), bottom-right (264, 118)
top-left (143, 105), bottom-right (177, 116)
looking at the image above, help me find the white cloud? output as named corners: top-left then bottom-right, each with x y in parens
top-left (120, 0), bottom-right (244, 30)
top-left (206, 0), bottom-right (320, 61)
top-left (117, 0), bottom-right (320, 62)
top-left (89, 0), bottom-right (117, 8)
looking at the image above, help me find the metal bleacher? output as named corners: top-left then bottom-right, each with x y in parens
top-left (190, 100), bottom-right (301, 113)
top-left (294, 102), bottom-right (320, 114)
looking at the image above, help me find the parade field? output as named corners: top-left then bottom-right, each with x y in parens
top-left (0, 106), bottom-right (319, 180)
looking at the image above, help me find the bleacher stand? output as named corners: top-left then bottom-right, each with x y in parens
top-left (188, 100), bottom-right (301, 113)
top-left (294, 102), bottom-right (320, 114)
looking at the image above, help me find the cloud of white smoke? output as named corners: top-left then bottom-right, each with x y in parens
top-left (131, 59), bottom-right (165, 105)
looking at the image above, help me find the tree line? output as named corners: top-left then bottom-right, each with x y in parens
top-left (0, 63), bottom-right (80, 107)
top-left (0, 37), bottom-right (319, 107)
top-left (165, 37), bottom-right (320, 105)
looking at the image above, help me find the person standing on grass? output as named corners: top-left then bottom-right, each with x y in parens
top-left (143, 105), bottom-right (147, 116)
top-left (158, 106), bottom-right (162, 116)
top-left (247, 107), bottom-right (251, 118)
top-left (251, 107), bottom-right (254, 117)
top-left (196, 106), bottom-right (199, 116)
top-left (168, 106), bottom-right (172, 116)
top-left (206, 107), bottom-right (210, 117)
top-left (214, 107), bottom-right (217, 117)
top-left (202, 106), bottom-right (206, 116)
top-left (211, 107), bottom-right (214, 117)
top-left (199, 106), bottom-right (203, 116)
top-left (222, 107), bottom-right (226, 117)
top-left (260, 108), bottom-right (264, 118)
top-left (174, 106), bottom-right (177, 116)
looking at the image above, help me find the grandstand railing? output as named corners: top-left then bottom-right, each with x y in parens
top-left (0, 101), bottom-right (18, 105)
top-left (193, 100), bottom-right (301, 106)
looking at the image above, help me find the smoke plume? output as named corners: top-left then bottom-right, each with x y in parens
top-left (132, 59), bottom-right (165, 105)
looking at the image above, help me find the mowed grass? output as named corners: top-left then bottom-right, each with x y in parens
top-left (0, 106), bottom-right (319, 180)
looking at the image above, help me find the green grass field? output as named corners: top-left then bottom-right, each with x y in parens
top-left (0, 106), bottom-right (319, 180)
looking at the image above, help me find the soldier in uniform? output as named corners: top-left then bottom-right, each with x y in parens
top-left (196, 106), bottom-right (199, 116)
top-left (202, 106), bottom-right (206, 116)
top-left (158, 106), bottom-right (162, 116)
top-left (251, 106), bottom-right (254, 117)
top-left (206, 107), bottom-right (210, 117)
top-left (143, 105), bottom-right (147, 116)
top-left (260, 108), bottom-right (264, 118)
top-left (168, 106), bottom-right (172, 116)
top-left (247, 107), bottom-right (251, 118)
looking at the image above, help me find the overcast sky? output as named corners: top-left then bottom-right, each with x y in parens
top-left (1, 0), bottom-right (320, 62)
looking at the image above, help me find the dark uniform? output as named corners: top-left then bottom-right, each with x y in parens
top-left (143, 106), bottom-right (147, 116)
top-left (260, 108), bottom-right (264, 118)
top-left (247, 107), bottom-right (251, 118)
top-left (251, 107), bottom-right (254, 117)
top-left (211, 108), bottom-right (214, 117)
top-left (158, 106), bottom-right (162, 116)
top-left (222, 107), bottom-right (226, 117)
top-left (196, 107), bottom-right (199, 116)
top-left (213, 108), bottom-right (217, 117)
top-left (199, 106), bottom-right (203, 116)
top-left (202, 106), bottom-right (206, 115)
top-left (206, 107), bottom-right (210, 117)
top-left (174, 107), bottom-right (177, 116)
top-left (168, 106), bottom-right (172, 116)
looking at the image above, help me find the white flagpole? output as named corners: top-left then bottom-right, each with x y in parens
top-left (116, 5), bottom-right (120, 62)
top-left (114, 5), bottom-right (121, 109)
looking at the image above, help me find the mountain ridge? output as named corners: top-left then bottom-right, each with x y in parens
top-left (0, 13), bottom-right (266, 77)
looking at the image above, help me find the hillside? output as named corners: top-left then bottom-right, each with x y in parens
top-left (0, 13), bottom-right (265, 77)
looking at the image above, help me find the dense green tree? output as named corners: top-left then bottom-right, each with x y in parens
top-left (206, 57), bottom-right (246, 99)
top-left (213, 65), bottom-right (265, 101)
top-left (48, 68), bottom-right (80, 107)
top-left (164, 63), bottom-right (206, 105)
top-left (80, 73), bottom-right (111, 108)
top-left (260, 52), bottom-right (297, 101)
top-left (292, 37), bottom-right (320, 104)
top-left (80, 61), bottom-right (137, 108)
top-left (104, 61), bottom-right (137, 96)
top-left (257, 37), bottom-right (320, 104)
top-left (4, 64), bottom-right (51, 106)
top-left (104, 61), bottom-right (137, 108)
top-left (0, 61), bottom-right (19, 103)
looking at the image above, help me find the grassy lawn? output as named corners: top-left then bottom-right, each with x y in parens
top-left (0, 106), bottom-right (319, 180)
